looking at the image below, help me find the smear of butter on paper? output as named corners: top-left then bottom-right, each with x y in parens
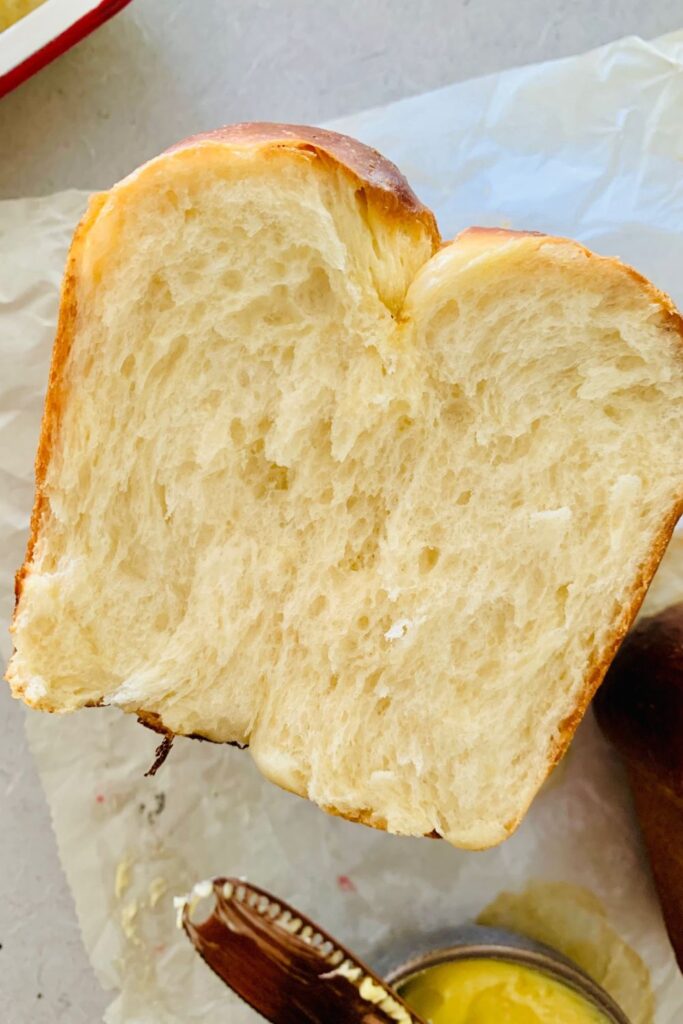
top-left (478, 881), bottom-right (654, 1024)
top-left (115, 856), bottom-right (134, 900)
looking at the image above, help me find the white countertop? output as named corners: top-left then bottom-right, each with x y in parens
top-left (2, 1), bottom-right (683, 1021)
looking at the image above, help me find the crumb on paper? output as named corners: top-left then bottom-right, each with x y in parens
top-left (115, 857), bottom-right (133, 900)
top-left (120, 901), bottom-right (140, 945)
top-left (150, 792), bottom-right (166, 822)
top-left (148, 877), bottom-right (167, 908)
top-left (138, 792), bottom-right (167, 825)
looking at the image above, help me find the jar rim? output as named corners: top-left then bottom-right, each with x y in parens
top-left (380, 926), bottom-right (630, 1024)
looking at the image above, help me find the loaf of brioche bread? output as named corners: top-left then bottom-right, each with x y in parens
top-left (595, 600), bottom-right (683, 969)
top-left (7, 124), bottom-right (683, 848)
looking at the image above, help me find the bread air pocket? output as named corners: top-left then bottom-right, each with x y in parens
top-left (7, 125), bottom-right (683, 849)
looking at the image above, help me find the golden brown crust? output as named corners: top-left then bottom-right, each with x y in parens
top-left (321, 803), bottom-right (388, 832)
top-left (457, 226), bottom-right (683, 333)
top-left (14, 193), bottom-right (107, 608)
top-left (136, 708), bottom-right (171, 737)
top-left (555, 502), bottom-right (683, 748)
top-left (454, 225), bottom-right (683, 837)
top-left (502, 501), bottom-right (683, 838)
top-left (458, 226), bottom-right (547, 240)
top-left (165, 122), bottom-right (440, 244)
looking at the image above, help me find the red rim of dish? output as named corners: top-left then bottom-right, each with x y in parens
top-left (0, 0), bottom-right (134, 98)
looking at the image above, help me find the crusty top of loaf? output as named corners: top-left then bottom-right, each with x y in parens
top-left (166, 122), bottom-right (441, 242)
top-left (456, 226), bottom-right (683, 329)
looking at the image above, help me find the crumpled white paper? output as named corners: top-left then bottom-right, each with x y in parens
top-left (3, 28), bottom-right (683, 1024)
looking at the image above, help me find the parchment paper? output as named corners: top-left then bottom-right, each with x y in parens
top-left (3, 29), bottom-right (683, 1024)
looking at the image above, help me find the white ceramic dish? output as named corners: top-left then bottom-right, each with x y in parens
top-left (0, 0), bottom-right (132, 97)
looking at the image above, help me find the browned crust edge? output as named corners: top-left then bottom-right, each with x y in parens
top-left (165, 122), bottom-right (440, 242)
top-left (14, 193), bottom-right (108, 607)
top-left (458, 225), bottom-right (683, 333)
top-left (499, 493), bottom-right (683, 844)
top-left (8, 139), bottom-right (683, 847)
top-left (474, 228), bottom-right (683, 841)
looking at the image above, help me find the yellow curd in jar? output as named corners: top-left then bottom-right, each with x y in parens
top-left (398, 958), bottom-right (610, 1024)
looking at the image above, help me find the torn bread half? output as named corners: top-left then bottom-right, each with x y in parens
top-left (7, 123), bottom-right (683, 849)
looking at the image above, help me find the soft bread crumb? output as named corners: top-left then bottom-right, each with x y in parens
top-left (7, 128), bottom-right (683, 849)
top-left (384, 619), bottom-right (414, 641)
